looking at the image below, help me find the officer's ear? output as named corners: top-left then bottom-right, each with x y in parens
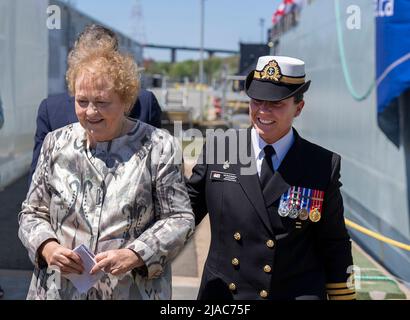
top-left (294, 100), bottom-right (305, 118)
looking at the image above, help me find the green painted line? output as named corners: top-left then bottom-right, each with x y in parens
top-left (334, 0), bottom-right (375, 101)
top-left (356, 275), bottom-right (396, 283)
top-left (351, 243), bottom-right (407, 299)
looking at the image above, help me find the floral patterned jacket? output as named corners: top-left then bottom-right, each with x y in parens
top-left (19, 121), bottom-right (194, 300)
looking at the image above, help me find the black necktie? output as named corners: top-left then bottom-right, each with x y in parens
top-left (260, 145), bottom-right (276, 189)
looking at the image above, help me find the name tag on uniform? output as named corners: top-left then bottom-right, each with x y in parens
top-left (210, 171), bottom-right (238, 183)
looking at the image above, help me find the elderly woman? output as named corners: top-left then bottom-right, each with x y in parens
top-left (18, 41), bottom-right (194, 300)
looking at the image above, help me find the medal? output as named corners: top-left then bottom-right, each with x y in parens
top-left (289, 204), bottom-right (299, 219)
top-left (289, 187), bottom-right (301, 219)
top-left (278, 189), bottom-right (290, 217)
top-left (309, 189), bottom-right (323, 222)
top-left (299, 208), bottom-right (309, 220)
top-left (309, 207), bottom-right (321, 222)
top-left (288, 187), bottom-right (299, 219)
top-left (278, 205), bottom-right (289, 217)
top-left (277, 187), bottom-right (325, 221)
top-left (298, 188), bottom-right (309, 220)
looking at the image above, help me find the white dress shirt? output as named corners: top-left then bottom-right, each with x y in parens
top-left (251, 127), bottom-right (295, 176)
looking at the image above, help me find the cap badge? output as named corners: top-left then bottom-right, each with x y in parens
top-left (260, 60), bottom-right (282, 82)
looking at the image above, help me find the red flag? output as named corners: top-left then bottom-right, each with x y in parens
top-left (275, 3), bottom-right (286, 16)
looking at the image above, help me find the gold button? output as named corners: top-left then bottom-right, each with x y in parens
top-left (232, 258), bottom-right (240, 266)
top-left (266, 240), bottom-right (275, 248)
top-left (229, 283), bottom-right (236, 291)
top-left (260, 290), bottom-right (268, 298)
top-left (234, 232), bottom-right (241, 241)
top-left (263, 265), bottom-right (272, 273)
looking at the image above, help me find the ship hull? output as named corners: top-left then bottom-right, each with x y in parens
top-left (274, 0), bottom-right (410, 283)
top-left (0, 0), bottom-right (49, 189)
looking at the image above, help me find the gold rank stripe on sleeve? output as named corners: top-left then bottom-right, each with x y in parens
top-left (326, 282), bottom-right (356, 300)
top-left (325, 282), bottom-right (355, 289)
top-left (328, 293), bottom-right (357, 300)
top-left (326, 288), bottom-right (356, 295)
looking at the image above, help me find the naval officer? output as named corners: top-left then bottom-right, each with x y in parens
top-left (187, 56), bottom-right (356, 300)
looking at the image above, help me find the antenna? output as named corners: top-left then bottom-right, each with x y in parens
top-left (130, 0), bottom-right (146, 46)
top-left (260, 18), bottom-right (265, 43)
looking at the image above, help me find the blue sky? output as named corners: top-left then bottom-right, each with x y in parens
top-left (71, 0), bottom-right (281, 61)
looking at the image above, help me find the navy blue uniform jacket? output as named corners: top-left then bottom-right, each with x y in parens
top-left (186, 128), bottom-right (355, 300)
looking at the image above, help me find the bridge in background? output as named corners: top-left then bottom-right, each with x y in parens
top-left (143, 43), bottom-right (239, 62)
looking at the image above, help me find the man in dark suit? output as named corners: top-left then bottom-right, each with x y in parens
top-left (187, 56), bottom-right (355, 300)
top-left (29, 24), bottom-right (162, 184)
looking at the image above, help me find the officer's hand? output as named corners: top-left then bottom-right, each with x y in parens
top-left (40, 240), bottom-right (84, 275)
top-left (90, 249), bottom-right (144, 276)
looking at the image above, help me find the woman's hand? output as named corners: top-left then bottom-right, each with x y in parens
top-left (40, 240), bottom-right (84, 275)
top-left (90, 249), bottom-right (144, 276)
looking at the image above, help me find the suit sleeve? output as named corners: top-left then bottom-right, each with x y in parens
top-left (186, 143), bottom-right (208, 226)
top-left (317, 154), bottom-right (356, 300)
top-left (29, 99), bottom-right (51, 186)
top-left (148, 92), bottom-right (162, 128)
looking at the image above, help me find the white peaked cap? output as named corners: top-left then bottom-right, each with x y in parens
top-left (255, 56), bottom-right (306, 78)
top-left (245, 55), bottom-right (311, 102)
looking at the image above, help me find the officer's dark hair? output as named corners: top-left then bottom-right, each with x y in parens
top-left (294, 93), bottom-right (304, 104)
